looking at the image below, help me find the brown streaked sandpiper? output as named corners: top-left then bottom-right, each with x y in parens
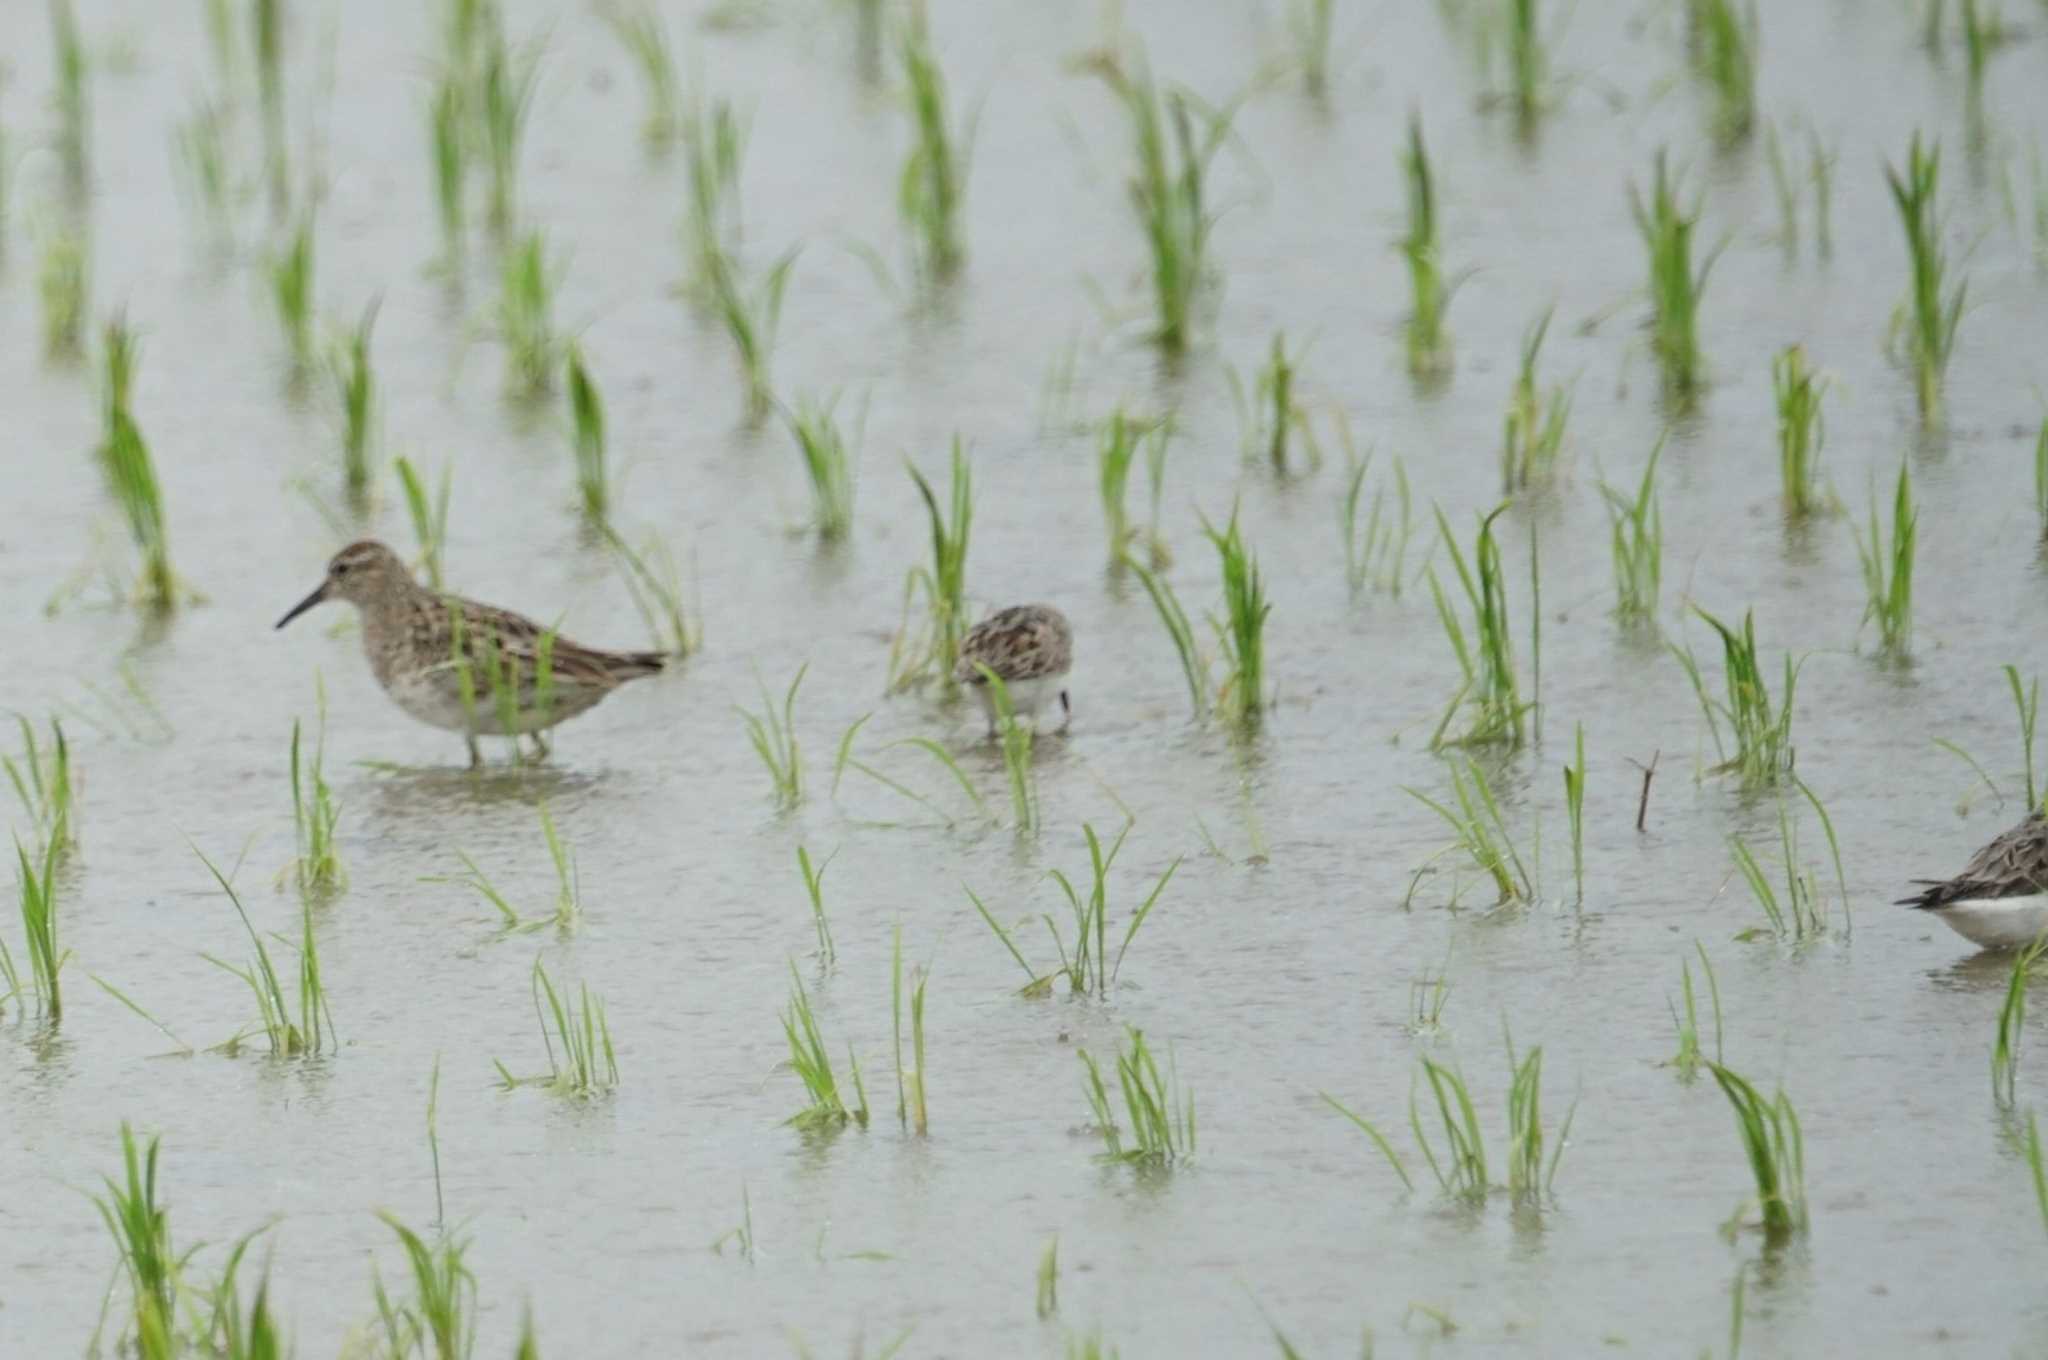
top-left (275, 541), bottom-right (667, 766)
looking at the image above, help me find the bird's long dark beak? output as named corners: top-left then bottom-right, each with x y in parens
top-left (274, 582), bottom-right (328, 630)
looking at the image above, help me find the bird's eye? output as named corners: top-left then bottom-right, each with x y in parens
top-left (334, 562), bottom-right (352, 576)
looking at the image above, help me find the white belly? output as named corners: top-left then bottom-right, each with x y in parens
top-left (971, 676), bottom-right (1063, 727)
top-left (385, 668), bottom-right (478, 733)
top-left (1934, 895), bottom-right (2048, 950)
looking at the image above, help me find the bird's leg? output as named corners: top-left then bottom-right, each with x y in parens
top-left (466, 734), bottom-right (483, 770)
top-left (1059, 689), bottom-right (1072, 732)
top-left (529, 730), bottom-right (552, 761)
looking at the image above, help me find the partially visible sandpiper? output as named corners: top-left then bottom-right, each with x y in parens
top-left (953, 603), bottom-right (1074, 736)
top-left (275, 541), bottom-right (667, 766)
top-left (1898, 810), bottom-right (2048, 950)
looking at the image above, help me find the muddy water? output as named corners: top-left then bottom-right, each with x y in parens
top-left (3, 0), bottom-right (2047, 1354)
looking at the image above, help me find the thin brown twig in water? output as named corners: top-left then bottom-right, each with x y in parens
top-left (1629, 750), bottom-right (1660, 832)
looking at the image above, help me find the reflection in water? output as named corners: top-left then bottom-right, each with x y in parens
top-left (358, 761), bottom-right (604, 825)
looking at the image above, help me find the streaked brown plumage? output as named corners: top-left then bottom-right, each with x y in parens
top-left (954, 603), bottom-right (1073, 733)
top-left (276, 541), bottom-right (666, 766)
top-left (1897, 811), bottom-right (2048, 912)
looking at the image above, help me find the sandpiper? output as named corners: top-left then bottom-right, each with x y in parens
top-left (1897, 811), bottom-right (2048, 950)
top-left (275, 541), bottom-right (667, 766)
top-left (953, 603), bottom-right (1073, 735)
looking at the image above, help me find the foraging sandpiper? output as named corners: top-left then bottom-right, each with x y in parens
top-left (276, 541), bottom-right (667, 766)
top-left (954, 603), bottom-right (1073, 735)
top-left (1898, 811), bottom-right (2048, 950)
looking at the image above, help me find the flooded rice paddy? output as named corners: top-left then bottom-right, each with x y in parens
top-left (3, 0), bottom-right (2048, 1354)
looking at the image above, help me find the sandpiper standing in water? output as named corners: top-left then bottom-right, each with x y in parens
top-left (1898, 810), bottom-right (2048, 950)
top-left (954, 603), bottom-right (1074, 736)
top-left (276, 541), bottom-right (668, 766)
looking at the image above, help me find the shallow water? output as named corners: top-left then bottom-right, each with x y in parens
top-left (3, 0), bottom-right (2048, 1354)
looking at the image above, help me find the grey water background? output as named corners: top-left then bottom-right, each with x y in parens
top-left (2, 0), bottom-right (2047, 1354)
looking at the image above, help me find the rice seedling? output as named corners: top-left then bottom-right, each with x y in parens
top-left (97, 309), bottom-right (138, 461)
top-left (429, 71), bottom-right (468, 257)
top-left (202, 1231), bottom-right (286, 1360)
top-left (1341, 445), bottom-right (1413, 599)
top-left (1411, 1056), bottom-right (1488, 1199)
top-left (602, 4), bottom-right (680, 151)
top-left (1204, 510), bottom-right (1271, 732)
top-left (288, 702), bottom-right (344, 893)
top-left (174, 100), bottom-right (233, 247)
top-left (1128, 560), bottom-right (1208, 718)
top-left (898, 21), bottom-right (969, 281)
top-left (251, 0), bottom-right (285, 208)
top-left (1036, 1236), bottom-right (1059, 1318)
top-left (39, 225), bottom-right (88, 358)
top-left (1099, 408), bottom-right (1142, 563)
top-left (977, 823), bottom-right (1179, 998)
top-left (1241, 333), bottom-right (1315, 474)
top-left (1085, 49), bottom-right (1233, 355)
top-left (710, 1181), bottom-right (756, 1260)
top-left (1078, 1026), bottom-right (1195, 1166)
top-left (1503, 1029), bottom-right (1569, 1203)
top-left (1992, 934), bottom-right (2048, 1106)
top-left (800, 847), bottom-right (835, 965)
top-left (781, 962), bottom-right (870, 1133)
top-left (563, 343), bottom-right (608, 521)
top-left (479, 24), bottom-right (539, 236)
top-left (891, 928), bottom-right (930, 1135)
top-left (199, 848), bottom-right (335, 1056)
top-left (372, 1212), bottom-right (477, 1360)
top-left (681, 95), bottom-right (747, 295)
top-left (1853, 461), bottom-right (1917, 658)
top-left (1291, 0), bottom-right (1336, 97)
top-left (394, 457), bottom-right (452, 590)
top-left (604, 526), bottom-right (697, 657)
top-left (707, 246), bottom-right (797, 424)
top-left (5, 717), bottom-right (76, 856)
top-left (1500, 309), bottom-right (1570, 491)
top-left (787, 395), bottom-right (859, 541)
top-left (536, 802), bottom-right (580, 929)
top-left (1668, 943), bottom-right (1724, 1078)
top-left (1763, 121), bottom-right (1799, 252)
top-left (270, 215), bottom-right (315, 372)
top-left (495, 230), bottom-right (561, 397)
top-left (976, 670), bottom-right (1039, 831)
top-left (426, 1053), bottom-right (445, 1226)
top-left (1707, 1063), bottom-right (1807, 1243)
top-left (94, 1125), bottom-right (189, 1352)
top-left (1601, 433), bottom-right (1664, 622)
top-left (332, 303), bottom-right (378, 500)
top-left (1400, 114), bottom-right (1455, 378)
top-left (1670, 606), bottom-right (1797, 786)
top-left (1885, 135), bottom-right (1966, 422)
top-left (2036, 422), bottom-right (2048, 541)
top-left (1629, 152), bottom-right (1718, 398)
top-left (1960, 0), bottom-right (2010, 82)
top-left (1811, 132), bottom-right (1836, 258)
top-left (104, 406), bottom-right (178, 610)
top-left (1426, 505), bottom-right (1527, 748)
top-left (1500, 0), bottom-right (1546, 123)
top-left (891, 440), bottom-right (973, 688)
top-left (1407, 757), bottom-right (1533, 905)
top-left (1773, 344), bottom-right (1828, 516)
top-left (2027, 1112), bottom-right (2048, 1236)
top-left (494, 959), bottom-right (618, 1096)
top-left (51, 0), bottom-right (90, 191)
top-left (1729, 799), bottom-right (1832, 944)
top-left (739, 664), bottom-right (806, 808)
top-left (2006, 664), bottom-right (2040, 811)
top-left (15, 835), bottom-right (63, 1018)
top-left (1563, 723), bottom-right (1585, 903)
top-left (1692, 0), bottom-right (1755, 142)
